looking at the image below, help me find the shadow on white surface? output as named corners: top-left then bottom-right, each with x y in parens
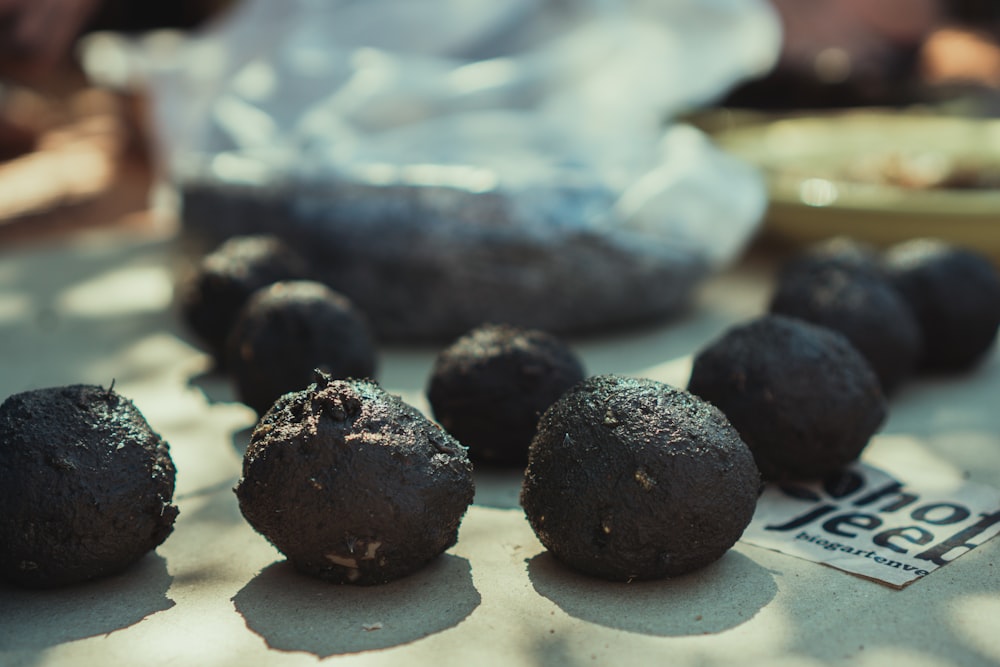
top-left (186, 366), bottom-right (239, 408)
top-left (527, 549), bottom-right (776, 636)
top-left (0, 554), bottom-right (174, 656)
top-left (230, 424), bottom-right (254, 457)
top-left (232, 554), bottom-right (480, 657)
top-left (472, 467), bottom-right (526, 510)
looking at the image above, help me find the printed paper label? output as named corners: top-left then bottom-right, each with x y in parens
top-left (741, 462), bottom-right (1000, 588)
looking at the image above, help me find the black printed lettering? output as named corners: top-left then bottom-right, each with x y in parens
top-left (852, 481), bottom-right (919, 512)
top-left (873, 526), bottom-right (933, 554)
top-left (915, 510), bottom-right (1000, 566)
top-left (911, 502), bottom-right (971, 525)
top-left (821, 512), bottom-right (881, 537)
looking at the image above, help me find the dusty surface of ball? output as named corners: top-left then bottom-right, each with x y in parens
top-left (688, 315), bottom-right (887, 481)
top-left (883, 239), bottom-right (1000, 372)
top-left (177, 234), bottom-right (309, 363)
top-left (0, 385), bottom-right (178, 588)
top-left (427, 323), bottom-right (585, 467)
top-left (781, 236), bottom-right (884, 276)
top-left (226, 280), bottom-right (377, 415)
top-left (770, 252), bottom-right (922, 393)
top-left (520, 374), bottom-right (760, 582)
top-left (235, 374), bottom-right (475, 585)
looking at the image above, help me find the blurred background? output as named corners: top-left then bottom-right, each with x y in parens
top-left (0, 0), bottom-right (997, 257)
top-left (0, 0), bottom-right (232, 244)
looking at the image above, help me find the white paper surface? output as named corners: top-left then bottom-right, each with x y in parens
top-left (743, 462), bottom-right (1000, 588)
top-left (4, 233), bottom-right (1000, 667)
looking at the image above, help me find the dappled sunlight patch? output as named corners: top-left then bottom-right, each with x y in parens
top-left (0, 293), bottom-right (30, 325)
top-left (57, 265), bottom-right (172, 318)
top-left (951, 593), bottom-right (1000, 663)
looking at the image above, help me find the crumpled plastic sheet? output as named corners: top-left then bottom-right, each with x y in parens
top-left (84, 0), bottom-right (782, 340)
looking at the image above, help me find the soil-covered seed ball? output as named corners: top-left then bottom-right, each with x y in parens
top-left (177, 234), bottom-right (309, 363)
top-left (688, 314), bottom-right (887, 481)
top-left (226, 280), bottom-right (377, 415)
top-left (770, 248), bottom-right (922, 393)
top-left (235, 373), bottom-right (475, 585)
top-left (426, 323), bottom-right (585, 467)
top-left (520, 374), bottom-right (760, 582)
top-left (882, 238), bottom-right (1000, 372)
top-left (0, 385), bottom-right (178, 588)
top-left (781, 236), bottom-right (884, 276)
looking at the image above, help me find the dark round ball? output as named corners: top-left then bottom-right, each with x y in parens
top-left (780, 236), bottom-right (884, 276)
top-left (882, 239), bottom-right (1000, 372)
top-left (520, 375), bottom-right (760, 582)
top-left (177, 235), bottom-right (309, 363)
top-left (688, 314), bottom-right (887, 481)
top-left (0, 385), bottom-right (178, 588)
top-left (235, 373), bottom-right (475, 585)
top-left (426, 323), bottom-right (586, 467)
top-left (770, 250), bottom-right (922, 393)
top-left (226, 280), bottom-right (378, 415)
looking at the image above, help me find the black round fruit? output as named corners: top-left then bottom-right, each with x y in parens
top-left (177, 234), bottom-right (309, 363)
top-left (427, 323), bottom-right (585, 467)
top-left (0, 385), bottom-right (178, 588)
top-left (770, 246), bottom-right (922, 394)
top-left (226, 280), bottom-right (377, 415)
top-left (235, 373), bottom-right (475, 585)
top-left (883, 238), bottom-right (1000, 372)
top-left (688, 314), bottom-right (887, 481)
top-left (521, 374), bottom-right (760, 582)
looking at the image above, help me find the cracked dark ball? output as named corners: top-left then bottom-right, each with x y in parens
top-left (235, 373), bottom-right (475, 585)
top-left (882, 238), bottom-right (1000, 373)
top-left (770, 243), bottom-right (922, 394)
top-left (0, 384), bottom-right (178, 588)
top-left (177, 234), bottom-right (309, 364)
top-left (226, 280), bottom-right (377, 415)
top-left (427, 323), bottom-right (585, 467)
top-left (688, 314), bottom-right (887, 481)
top-left (520, 374), bottom-right (760, 582)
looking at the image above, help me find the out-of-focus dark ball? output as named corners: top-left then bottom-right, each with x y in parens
top-left (688, 314), bottom-right (887, 481)
top-left (226, 280), bottom-right (377, 415)
top-left (427, 323), bottom-right (585, 467)
top-left (177, 235), bottom-right (309, 364)
top-left (883, 238), bottom-right (1000, 372)
top-left (770, 239), bottom-right (922, 393)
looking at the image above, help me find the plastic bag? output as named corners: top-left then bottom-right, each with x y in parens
top-left (84, 0), bottom-right (782, 340)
